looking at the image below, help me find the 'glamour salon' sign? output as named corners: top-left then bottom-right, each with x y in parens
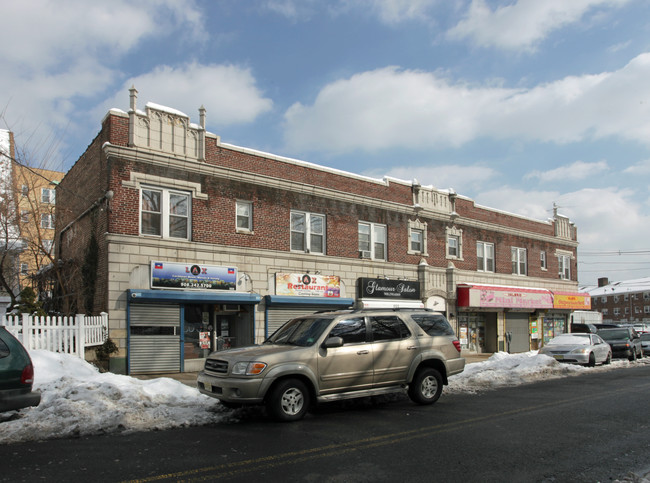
top-left (151, 261), bottom-right (237, 290)
top-left (358, 277), bottom-right (421, 300)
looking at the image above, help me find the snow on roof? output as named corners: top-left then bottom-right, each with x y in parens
top-left (586, 277), bottom-right (650, 296)
top-left (145, 102), bottom-right (189, 118)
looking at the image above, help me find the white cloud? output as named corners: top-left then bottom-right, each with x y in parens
top-left (623, 159), bottom-right (650, 175)
top-left (283, 53), bottom-right (650, 153)
top-left (525, 160), bottom-right (609, 182)
top-left (447, 0), bottom-right (630, 52)
top-left (368, 163), bottom-right (498, 194)
top-left (96, 63), bottom-right (273, 127)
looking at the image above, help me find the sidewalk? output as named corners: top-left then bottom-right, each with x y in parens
top-left (134, 352), bottom-right (494, 387)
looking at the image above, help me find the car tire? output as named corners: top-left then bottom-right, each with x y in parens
top-left (267, 379), bottom-right (310, 422)
top-left (408, 367), bottom-right (443, 405)
top-left (587, 353), bottom-right (596, 367)
top-left (604, 352), bottom-right (612, 365)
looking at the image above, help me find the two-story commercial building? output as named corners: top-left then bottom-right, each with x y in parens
top-left (55, 88), bottom-right (587, 374)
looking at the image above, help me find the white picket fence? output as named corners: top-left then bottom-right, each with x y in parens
top-left (1, 313), bottom-right (109, 358)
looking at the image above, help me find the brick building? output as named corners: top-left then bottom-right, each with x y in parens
top-left (55, 88), bottom-right (587, 374)
top-left (588, 277), bottom-right (650, 324)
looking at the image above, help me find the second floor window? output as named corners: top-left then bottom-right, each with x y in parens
top-left (410, 229), bottom-right (423, 253)
top-left (477, 242), bottom-right (494, 272)
top-left (358, 222), bottom-right (386, 260)
top-left (41, 213), bottom-right (54, 229)
top-left (540, 251), bottom-right (547, 270)
top-left (511, 247), bottom-right (527, 276)
top-left (41, 188), bottom-right (56, 204)
top-left (20, 263), bottom-right (29, 275)
top-left (236, 201), bottom-right (252, 232)
top-left (558, 254), bottom-right (571, 280)
top-left (291, 211), bottom-right (325, 254)
top-left (141, 187), bottom-right (190, 239)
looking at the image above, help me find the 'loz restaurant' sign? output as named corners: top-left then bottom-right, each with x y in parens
top-left (358, 277), bottom-right (421, 300)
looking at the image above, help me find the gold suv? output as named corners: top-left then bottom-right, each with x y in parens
top-left (197, 309), bottom-right (465, 421)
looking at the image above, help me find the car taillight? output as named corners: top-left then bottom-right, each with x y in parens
top-left (21, 364), bottom-right (34, 385)
top-left (453, 340), bottom-right (461, 352)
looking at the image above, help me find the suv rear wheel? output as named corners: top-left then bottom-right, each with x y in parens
top-left (408, 368), bottom-right (443, 405)
top-left (267, 379), bottom-right (310, 422)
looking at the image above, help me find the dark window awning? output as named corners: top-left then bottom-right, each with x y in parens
top-left (264, 295), bottom-right (354, 307)
top-left (128, 289), bottom-right (261, 304)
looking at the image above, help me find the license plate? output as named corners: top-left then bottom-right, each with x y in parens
top-left (204, 382), bottom-right (212, 392)
top-left (553, 355), bottom-right (564, 360)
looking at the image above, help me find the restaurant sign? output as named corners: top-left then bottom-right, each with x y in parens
top-left (552, 292), bottom-right (592, 310)
top-left (151, 261), bottom-right (237, 290)
top-left (357, 278), bottom-right (421, 300)
top-left (275, 273), bottom-right (341, 297)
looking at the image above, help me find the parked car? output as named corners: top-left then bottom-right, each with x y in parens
top-left (598, 327), bottom-right (643, 361)
top-left (539, 333), bottom-right (612, 366)
top-left (639, 333), bottom-right (650, 355)
top-left (570, 323), bottom-right (597, 334)
top-left (198, 308), bottom-right (465, 421)
top-left (0, 327), bottom-right (41, 412)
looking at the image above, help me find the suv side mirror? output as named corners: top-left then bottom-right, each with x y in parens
top-left (322, 336), bottom-right (344, 349)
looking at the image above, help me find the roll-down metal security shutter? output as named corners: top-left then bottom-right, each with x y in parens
top-left (129, 304), bottom-right (181, 374)
top-left (505, 312), bottom-right (530, 353)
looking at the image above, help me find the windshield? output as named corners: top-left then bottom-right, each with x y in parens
top-left (548, 335), bottom-right (589, 346)
top-left (599, 329), bottom-right (629, 340)
top-left (265, 317), bottom-right (334, 346)
top-left (640, 333), bottom-right (650, 341)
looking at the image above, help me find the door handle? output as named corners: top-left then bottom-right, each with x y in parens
top-left (407, 346), bottom-right (418, 350)
top-left (357, 350), bottom-right (369, 355)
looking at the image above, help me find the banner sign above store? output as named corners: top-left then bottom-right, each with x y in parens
top-left (457, 284), bottom-right (553, 309)
top-left (357, 278), bottom-right (421, 300)
top-left (151, 261), bottom-right (237, 291)
top-left (552, 292), bottom-right (592, 310)
top-left (275, 273), bottom-right (340, 298)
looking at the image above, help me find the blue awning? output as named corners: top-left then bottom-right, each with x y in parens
top-left (128, 289), bottom-right (261, 304)
top-left (264, 295), bottom-right (354, 307)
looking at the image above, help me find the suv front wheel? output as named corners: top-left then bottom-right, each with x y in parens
top-left (408, 368), bottom-right (443, 405)
top-left (267, 378), bottom-right (310, 422)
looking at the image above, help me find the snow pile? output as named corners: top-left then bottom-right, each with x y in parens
top-left (0, 350), bottom-right (226, 444)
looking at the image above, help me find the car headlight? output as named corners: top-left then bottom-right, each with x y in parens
top-left (231, 362), bottom-right (267, 375)
top-left (570, 348), bottom-right (590, 354)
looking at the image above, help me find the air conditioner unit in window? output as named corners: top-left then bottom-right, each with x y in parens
top-left (359, 250), bottom-right (372, 259)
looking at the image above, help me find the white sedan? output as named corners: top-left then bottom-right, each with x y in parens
top-left (539, 333), bottom-right (612, 366)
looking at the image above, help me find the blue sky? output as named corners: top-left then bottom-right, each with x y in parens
top-left (2, 0), bottom-right (650, 286)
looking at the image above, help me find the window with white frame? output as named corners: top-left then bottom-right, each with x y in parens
top-left (407, 219), bottom-right (427, 255)
top-left (602, 308), bottom-right (609, 315)
top-left (511, 247), bottom-right (527, 275)
top-left (20, 263), bottom-right (28, 275)
top-left (41, 213), bottom-right (54, 229)
top-left (41, 188), bottom-right (56, 204)
top-left (614, 308), bottom-right (620, 316)
top-left (291, 211), bottom-right (325, 254)
top-left (358, 222), bottom-right (386, 260)
top-left (42, 239), bottom-right (54, 254)
top-left (601, 296), bottom-right (607, 303)
top-left (141, 187), bottom-right (190, 239)
top-left (614, 296), bottom-right (619, 303)
top-left (625, 307), bottom-right (630, 315)
top-left (540, 251), bottom-right (547, 270)
top-left (624, 294), bottom-right (629, 301)
top-left (558, 253), bottom-right (571, 280)
top-left (477, 242), bottom-right (495, 272)
top-left (21, 185), bottom-right (28, 196)
top-left (20, 211), bottom-right (29, 223)
top-left (445, 226), bottom-right (463, 260)
top-left (645, 306), bottom-right (650, 314)
top-left (645, 292), bottom-right (650, 300)
top-left (236, 201), bottom-right (253, 232)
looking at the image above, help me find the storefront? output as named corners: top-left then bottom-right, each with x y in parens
top-left (457, 284), bottom-right (554, 354)
top-left (264, 272), bottom-right (354, 337)
top-left (126, 261), bottom-right (261, 374)
top-left (541, 291), bottom-right (592, 345)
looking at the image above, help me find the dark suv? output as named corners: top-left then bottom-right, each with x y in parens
top-left (0, 327), bottom-right (41, 412)
top-left (198, 309), bottom-right (465, 421)
top-left (598, 327), bottom-right (643, 361)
